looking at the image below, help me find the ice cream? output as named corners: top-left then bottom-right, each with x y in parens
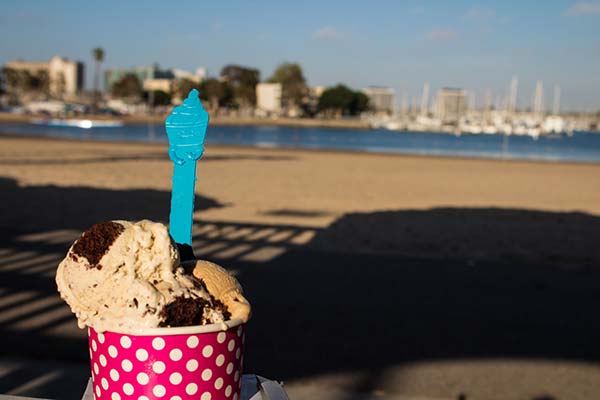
top-left (56, 220), bottom-right (250, 333)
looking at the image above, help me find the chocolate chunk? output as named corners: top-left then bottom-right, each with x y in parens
top-left (72, 221), bottom-right (124, 268)
top-left (159, 296), bottom-right (216, 327)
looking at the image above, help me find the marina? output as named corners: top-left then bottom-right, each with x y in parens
top-left (0, 123), bottom-right (599, 163)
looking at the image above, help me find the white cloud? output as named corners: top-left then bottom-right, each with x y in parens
top-left (565, 2), bottom-right (600, 15)
top-left (426, 28), bottom-right (458, 42)
top-left (463, 7), bottom-right (496, 22)
top-left (312, 27), bottom-right (343, 41)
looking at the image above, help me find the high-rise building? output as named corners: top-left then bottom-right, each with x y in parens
top-left (363, 86), bottom-right (395, 112)
top-left (435, 88), bottom-right (467, 124)
top-left (5, 56), bottom-right (84, 97)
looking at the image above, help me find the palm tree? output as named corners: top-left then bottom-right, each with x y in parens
top-left (92, 47), bottom-right (105, 110)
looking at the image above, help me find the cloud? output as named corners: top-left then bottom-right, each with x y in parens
top-left (565, 2), bottom-right (600, 15)
top-left (426, 28), bottom-right (458, 42)
top-left (312, 27), bottom-right (343, 41)
top-left (463, 7), bottom-right (496, 21)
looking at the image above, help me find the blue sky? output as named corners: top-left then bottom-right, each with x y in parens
top-left (1, 0), bottom-right (599, 111)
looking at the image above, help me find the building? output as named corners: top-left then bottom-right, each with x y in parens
top-left (105, 65), bottom-right (174, 93)
top-left (435, 88), bottom-right (467, 124)
top-left (105, 66), bottom-right (206, 93)
top-left (172, 68), bottom-right (205, 83)
top-left (256, 83), bottom-right (282, 115)
top-left (363, 86), bottom-right (395, 113)
top-left (5, 56), bottom-right (84, 97)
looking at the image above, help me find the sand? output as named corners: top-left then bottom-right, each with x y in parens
top-left (1, 135), bottom-right (600, 400)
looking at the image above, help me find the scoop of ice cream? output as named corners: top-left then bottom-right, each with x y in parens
top-left (189, 260), bottom-right (251, 323)
top-left (56, 220), bottom-right (232, 333)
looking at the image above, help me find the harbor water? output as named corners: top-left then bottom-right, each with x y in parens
top-left (1, 123), bottom-right (599, 163)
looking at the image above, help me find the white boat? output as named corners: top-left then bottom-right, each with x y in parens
top-left (31, 118), bottom-right (124, 129)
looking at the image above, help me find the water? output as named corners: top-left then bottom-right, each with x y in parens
top-left (1, 123), bottom-right (600, 163)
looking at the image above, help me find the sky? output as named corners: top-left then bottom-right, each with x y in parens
top-left (1, 0), bottom-right (600, 112)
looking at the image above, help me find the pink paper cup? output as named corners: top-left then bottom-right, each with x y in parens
top-left (88, 319), bottom-right (246, 400)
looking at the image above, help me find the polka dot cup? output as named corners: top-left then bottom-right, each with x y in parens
top-left (88, 320), bottom-right (246, 400)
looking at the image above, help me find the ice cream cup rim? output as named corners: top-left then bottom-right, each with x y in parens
top-left (89, 318), bottom-right (245, 337)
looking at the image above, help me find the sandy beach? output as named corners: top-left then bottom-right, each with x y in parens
top-left (1, 135), bottom-right (600, 399)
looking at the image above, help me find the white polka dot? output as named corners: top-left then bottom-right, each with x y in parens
top-left (186, 359), bottom-right (199, 372)
top-left (234, 371), bottom-right (239, 382)
top-left (201, 368), bottom-right (212, 381)
top-left (169, 348), bottom-right (183, 361)
top-left (201, 393), bottom-right (212, 400)
top-left (89, 348), bottom-right (93, 359)
top-left (121, 359), bottom-right (133, 372)
top-left (97, 333), bottom-right (105, 343)
top-left (233, 393), bottom-right (238, 400)
top-left (187, 336), bottom-right (199, 348)
top-left (217, 332), bottom-right (226, 343)
top-left (228, 339), bottom-right (235, 352)
top-left (152, 337), bottom-right (165, 350)
top-left (138, 397), bottom-right (150, 400)
top-left (214, 377), bottom-right (223, 389)
top-left (99, 354), bottom-right (107, 367)
top-left (202, 345), bottom-right (213, 357)
top-left (169, 372), bottom-right (182, 385)
top-left (137, 372), bottom-right (149, 385)
top-left (95, 385), bottom-right (101, 397)
top-left (226, 362), bottom-right (234, 374)
top-left (120, 336), bottom-right (132, 348)
top-left (225, 385), bottom-right (232, 397)
top-left (101, 378), bottom-right (109, 390)
top-left (215, 354), bottom-right (225, 366)
top-left (152, 361), bottom-right (166, 374)
top-left (93, 362), bottom-right (99, 375)
top-left (108, 345), bottom-right (118, 358)
top-left (235, 348), bottom-right (241, 359)
top-left (136, 348), bottom-right (148, 361)
top-left (237, 326), bottom-right (242, 337)
top-left (170, 397), bottom-right (182, 400)
top-left (111, 393), bottom-right (121, 400)
top-left (92, 340), bottom-right (97, 352)
top-left (110, 369), bottom-right (120, 381)
top-left (123, 383), bottom-right (134, 395)
top-left (153, 385), bottom-right (166, 397)
top-left (186, 383), bottom-right (198, 395)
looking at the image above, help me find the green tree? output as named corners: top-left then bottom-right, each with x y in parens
top-left (172, 78), bottom-right (198, 101)
top-left (268, 62), bottom-right (307, 108)
top-left (92, 47), bottom-right (105, 109)
top-left (318, 84), bottom-right (370, 116)
top-left (111, 73), bottom-right (142, 99)
top-left (220, 65), bottom-right (260, 106)
top-left (92, 48), bottom-right (105, 91)
top-left (143, 90), bottom-right (171, 106)
top-left (199, 78), bottom-right (233, 109)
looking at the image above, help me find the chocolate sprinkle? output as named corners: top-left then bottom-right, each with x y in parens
top-left (72, 221), bottom-right (124, 268)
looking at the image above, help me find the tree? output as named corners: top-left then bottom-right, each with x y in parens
top-left (172, 78), bottom-right (198, 102)
top-left (220, 65), bottom-right (260, 106)
top-left (199, 78), bottom-right (233, 110)
top-left (111, 73), bottom-right (142, 99)
top-left (92, 48), bottom-right (105, 92)
top-left (318, 84), bottom-right (370, 116)
top-left (268, 62), bottom-right (307, 108)
top-left (143, 90), bottom-right (171, 106)
top-left (92, 47), bottom-right (105, 109)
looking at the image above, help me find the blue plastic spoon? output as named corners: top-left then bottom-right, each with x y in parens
top-left (165, 89), bottom-right (209, 260)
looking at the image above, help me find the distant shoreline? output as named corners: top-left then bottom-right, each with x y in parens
top-left (0, 112), bottom-right (371, 130)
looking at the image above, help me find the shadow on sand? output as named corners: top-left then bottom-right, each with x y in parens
top-left (1, 177), bottom-right (599, 398)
